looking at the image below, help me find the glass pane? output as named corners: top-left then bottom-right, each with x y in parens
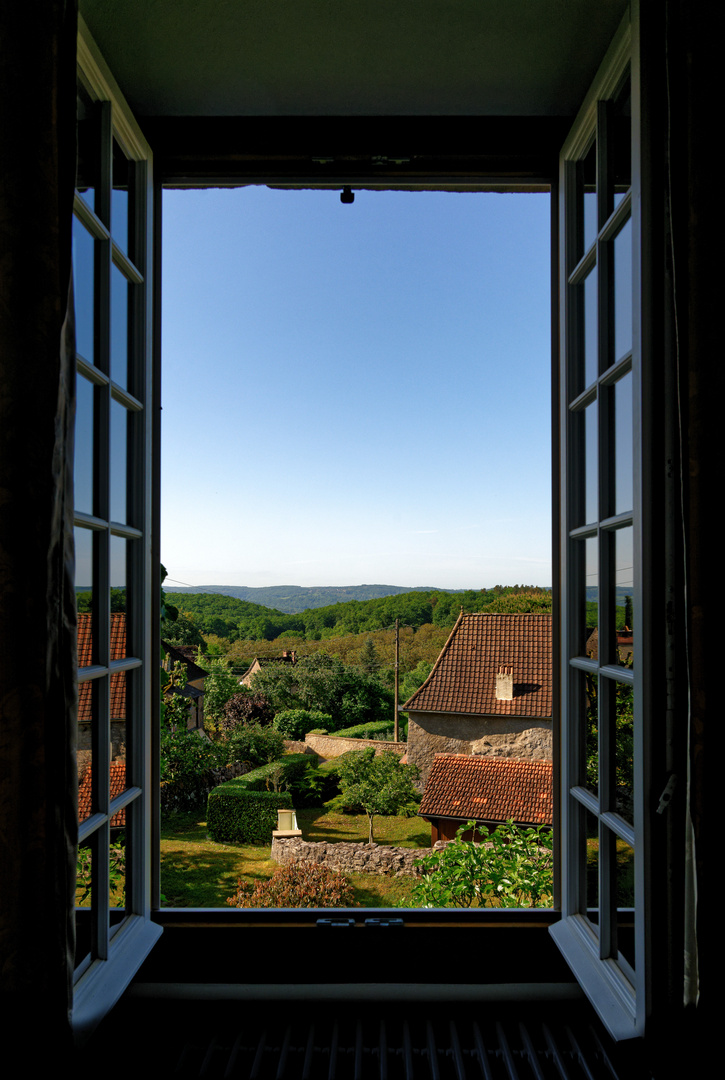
top-left (584, 806), bottom-right (599, 929)
top-left (110, 264), bottom-right (129, 389)
top-left (584, 265), bottom-right (598, 387)
top-left (576, 669), bottom-right (598, 796)
top-left (615, 682), bottom-right (634, 824)
top-left (72, 217), bottom-right (95, 363)
top-left (585, 535), bottom-right (598, 654)
top-left (616, 838), bottom-right (636, 971)
top-left (75, 527), bottom-right (94, 655)
top-left (577, 138), bottom-right (597, 259)
top-left (614, 526), bottom-right (634, 668)
top-left (613, 218), bottom-right (632, 362)
top-left (614, 372), bottom-right (633, 515)
top-left (585, 401), bottom-right (598, 525)
top-left (75, 373), bottom-right (94, 515)
top-left (611, 75), bottom-right (632, 209)
top-left (112, 140), bottom-right (131, 258)
top-left (110, 533), bottom-right (127, 597)
top-left (76, 85), bottom-right (99, 211)
top-left (110, 398), bottom-right (128, 524)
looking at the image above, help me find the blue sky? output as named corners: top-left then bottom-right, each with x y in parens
top-left (161, 186), bottom-right (551, 590)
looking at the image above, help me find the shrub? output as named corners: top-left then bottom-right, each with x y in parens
top-left (222, 722), bottom-right (285, 769)
top-left (227, 861), bottom-right (357, 909)
top-left (410, 820), bottom-right (554, 908)
top-left (273, 709), bottom-right (333, 740)
top-left (160, 729), bottom-right (225, 811)
top-left (207, 784), bottom-right (293, 844)
top-left (231, 753), bottom-right (312, 793)
top-left (333, 720), bottom-right (396, 739)
top-left (220, 690), bottom-right (274, 732)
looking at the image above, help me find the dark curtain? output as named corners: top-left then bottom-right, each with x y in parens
top-left (0, 0), bottom-right (78, 1060)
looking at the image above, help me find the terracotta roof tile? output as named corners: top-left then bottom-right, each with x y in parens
top-left (419, 754), bottom-right (553, 826)
top-left (403, 613), bottom-right (551, 718)
top-left (77, 613), bottom-right (128, 723)
top-left (77, 760), bottom-right (127, 827)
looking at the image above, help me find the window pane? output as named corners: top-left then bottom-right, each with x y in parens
top-left (613, 218), bottom-right (632, 362)
top-left (616, 838), bottom-right (635, 971)
top-left (111, 264), bottom-right (129, 389)
top-left (585, 401), bottom-right (598, 525)
top-left (112, 140), bottom-right (131, 258)
top-left (584, 806), bottom-right (599, 930)
top-left (75, 373), bottom-right (95, 515)
top-left (110, 398), bottom-right (128, 524)
top-left (614, 526), bottom-right (634, 668)
top-left (110, 534), bottom-right (127, 597)
top-left (73, 217), bottom-right (95, 363)
top-left (584, 265), bottom-right (598, 387)
top-left (76, 85), bottom-right (99, 211)
top-left (75, 527), bottom-right (94, 653)
top-left (577, 138), bottom-right (597, 258)
top-left (615, 682), bottom-right (634, 825)
top-left (611, 76), bottom-right (632, 209)
top-left (581, 670), bottom-right (598, 796)
top-left (614, 372), bottom-right (633, 515)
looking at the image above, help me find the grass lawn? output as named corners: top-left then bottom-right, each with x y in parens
top-left (160, 806), bottom-right (430, 908)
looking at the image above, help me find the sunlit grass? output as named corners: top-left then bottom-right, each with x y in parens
top-left (159, 807), bottom-right (431, 908)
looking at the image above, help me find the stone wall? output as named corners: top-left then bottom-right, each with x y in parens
top-left (271, 835), bottom-right (436, 877)
top-left (304, 732), bottom-right (407, 759)
top-left (407, 713), bottom-right (552, 789)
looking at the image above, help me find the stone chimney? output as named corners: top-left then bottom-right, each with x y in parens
top-left (496, 665), bottom-right (514, 700)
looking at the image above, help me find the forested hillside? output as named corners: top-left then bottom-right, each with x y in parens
top-left (164, 585), bottom-right (552, 643)
top-left (164, 582), bottom-right (437, 614)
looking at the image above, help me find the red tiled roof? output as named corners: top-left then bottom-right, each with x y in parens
top-left (403, 613), bottom-right (551, 718)
top-left (77, 760), bottom-right (127, 826)
top-left (77, 613), bottom-right (127, 722)
top-left (419, 754), bottom-right (553, 826)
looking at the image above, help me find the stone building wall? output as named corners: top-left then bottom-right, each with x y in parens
top-left (407, 713), bottom-right (552, 789)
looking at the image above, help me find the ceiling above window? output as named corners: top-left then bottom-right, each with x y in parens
top-left (80, 0), bottom-right (629, 119)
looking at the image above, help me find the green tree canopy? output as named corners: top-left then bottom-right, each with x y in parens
top-left (337, 748), bottom-right (419, 844)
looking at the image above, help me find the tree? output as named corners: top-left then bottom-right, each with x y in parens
top-left (202, 656), bottom-right (242, 726)
top-left (221, 689), bottom-right (274, 731)
top-left (337, 748), bottom-right (419, 844)
top-left (359, 637), bottom-right (380, 674)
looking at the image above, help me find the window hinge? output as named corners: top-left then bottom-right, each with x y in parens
top-left (657, 773), bottom-right (677, 814)
top-left (316, 918), bottom-right (356, 929)
top-left (364, 917), bottom-right (404, 929)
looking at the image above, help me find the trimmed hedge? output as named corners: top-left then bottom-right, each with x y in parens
top-left (207, 784), bottom-right (293, 844)
top-left (333, 719), bottom-right (400, 740)
top-left (231, 753), bottom-right (313, 792)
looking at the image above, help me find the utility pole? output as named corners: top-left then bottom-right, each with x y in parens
top-left (394, 618), bottom-right (400, 742)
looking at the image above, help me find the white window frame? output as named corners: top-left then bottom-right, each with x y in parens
top-left (550, 4), bottom-right (648, 1041)
top-left (72, 17), bottom-right (161, 1040)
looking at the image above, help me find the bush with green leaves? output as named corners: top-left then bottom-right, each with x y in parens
top-left (410, 820), bottom-right (554, 909)
top-left (222, 722), bottom-right (285, 769)
top-left (202, 657), bottom-right (243, 726)
top-left (227, 861), bottom-right (357, 909)
top-left (160, 728), bottom-right (226, 812)
top-left (273, 709), bottom-right (333, 740)
top-left (230, 753), bottom-right (313, 793)
top-left (207, 784), bottom-right (293, 844)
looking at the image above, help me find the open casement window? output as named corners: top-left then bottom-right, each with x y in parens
top-left (72, 21), bottom-right (161, 1037)
top-left (550, 9), bottom-right (645, 1040)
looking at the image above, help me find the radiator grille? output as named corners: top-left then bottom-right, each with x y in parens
top-left (167, 1011), bottom-right (633, 1080)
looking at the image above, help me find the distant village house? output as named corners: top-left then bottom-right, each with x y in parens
top-left (403, 613), bottom-right (552, 788)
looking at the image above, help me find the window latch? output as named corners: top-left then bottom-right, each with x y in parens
top-left (657, 773), bottom-right (677, 814)
top-left (364, 918), bottom-right (404, 929)
top-left (316, 918), bottom-right (356, 929)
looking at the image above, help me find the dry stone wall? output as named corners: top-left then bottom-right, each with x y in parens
top-left (304, 733), bottom-right (407, 759)
top-left (271, 836), bottom-right (437, 877)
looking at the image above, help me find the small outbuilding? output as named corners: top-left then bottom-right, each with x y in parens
top-left (418, 753), bottom-right (553, 844)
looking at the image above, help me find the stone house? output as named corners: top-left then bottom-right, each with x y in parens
top-left (239, 650), bottom-right (297, 687)
top-left (418, 753), bottom-right (553, 844)
top-left (161, 640), bottom-right (208, 730)
top-left (403, 613), bottom-right (552, 788)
